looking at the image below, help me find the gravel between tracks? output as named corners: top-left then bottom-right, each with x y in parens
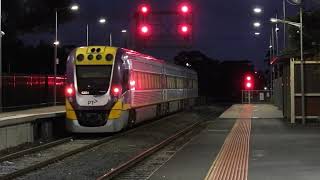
top-left (19, 105), bottom-right (225, 180)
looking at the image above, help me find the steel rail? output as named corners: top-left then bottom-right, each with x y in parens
top-left (0, 113), bottom-right (182, 180)
top-left (97, 121), bottom-right (203, 180)
top-left (0, 137), bottom-right (73, 163)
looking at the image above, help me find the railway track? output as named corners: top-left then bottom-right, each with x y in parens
top-left (0, 113), bottom-right (183, 180)
top-left (96, 111), bottom-right (214, 180)
top-left (1, 106), bottom-right (223, 180)
top-left (97, 121), bottom-right (204, 180)
top-left (0, 137), bottom-right (73, 163)
top-left (0, 136), bottom-right (115, 179)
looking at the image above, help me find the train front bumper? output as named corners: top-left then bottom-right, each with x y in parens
top-left (66, 111), bottom-right (129, 133)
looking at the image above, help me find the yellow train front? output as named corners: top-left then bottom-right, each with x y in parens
top-left (65, 46), bottom-right (198, 133)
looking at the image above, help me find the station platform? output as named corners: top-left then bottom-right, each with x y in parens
top-left (0, 106), bottom-right (65, 151)
top-left (0, 106), bottom-right (64, 128)
top-left (149, 104), bottom-right (320, 180)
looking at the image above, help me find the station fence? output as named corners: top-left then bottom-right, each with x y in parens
top-left (1, 75), bottom-right (66, 111)
top-left (241, 90), bottom-right (273, 104)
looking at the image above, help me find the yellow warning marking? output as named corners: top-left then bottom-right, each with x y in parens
top-left (204, 105), bottom-right (253, 180)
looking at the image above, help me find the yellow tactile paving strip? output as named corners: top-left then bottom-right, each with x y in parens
top-left (204, 105), bottom-right (253, 180)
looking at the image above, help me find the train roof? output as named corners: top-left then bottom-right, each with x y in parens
top-left (121, 48), bottom-right (165, 63)
top-left (121, 48), bottom-right (197, 75)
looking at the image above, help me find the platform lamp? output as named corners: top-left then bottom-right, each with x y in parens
top-left (0, 0), bottom-right (2, 111)
top-left (53, 4), bottom-right (79, 106)
top-left (271, 0), bottom-right (305, 124)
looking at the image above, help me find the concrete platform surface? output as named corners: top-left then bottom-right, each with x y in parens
top-left (219, 104), bottom-right (283, 119)
top-left (149, 119), bottom-right (236, 180)
top-left (0, 106), bottom-right (65, 151)
top-left (249, 119), bottom-right (320, 180)
top-left (0, 106), bottom-right (64, 127)
top-left (149, 104), bottom-right (320, 180)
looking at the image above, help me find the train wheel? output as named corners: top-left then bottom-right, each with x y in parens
top-left (127, 109), bottom-right (136, 129)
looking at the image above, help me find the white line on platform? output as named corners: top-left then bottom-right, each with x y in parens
top-left (0, 111), bottom-right (65, 121)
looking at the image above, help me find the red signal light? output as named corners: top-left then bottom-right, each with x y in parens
top-left (141, 26), bottom-right (149, 33)
top-left (182, 26), bottom-right (188, 32)
top-left (246, 82), bottom-right (252, 88)
top-left (139, 4), bottom-right (150, 14)
top-left (181, 5), bottom-right (189, 13)
top-left (139, 24), bottom-right (151, 36)
top-left (179, 3), bottom-right (191, 14)
top-left (244, 74), bottom-right (254, 90)
top-left (179, 24), bottom-right (191, 35)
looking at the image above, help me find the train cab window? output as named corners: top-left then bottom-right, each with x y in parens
top-left (76, 65), bottom-right (112, 95)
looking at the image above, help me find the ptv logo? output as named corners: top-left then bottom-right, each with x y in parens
top-left (88, 99), bottom-right (98, 106)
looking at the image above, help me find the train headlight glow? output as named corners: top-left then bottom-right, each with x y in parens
top-left (130, 80), bottom-right (136, 86)
top-left (65, 85), bottom-right (75, 97)
top-left (130, 80), bottom-right (136, 90)
top-left (112, 86), bottom-right (122, 96)
top-left (121, 54), bottom-right (129, 61)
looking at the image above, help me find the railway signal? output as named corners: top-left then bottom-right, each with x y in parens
top-left (243, 74), bottom-right (254, 104)
top-left (137, 4), bottom-right (152, 37)
top-left (179, 3), bottom-right (191, 14)
top-left (135, 2), bottom-right (193, 47)
top-left (244, 75), bottom-right (254, 90)
top-left (139, 4), bottom-right (150, 15)
top-left (179, 24), bottom-right (191, 35)
top-left (177, 3), bottom-right (192, 39)
top-left (139, 24), bottom-right (151, 36)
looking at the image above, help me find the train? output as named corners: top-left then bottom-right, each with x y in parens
top-left (65, 46), bottom-right (198, 133)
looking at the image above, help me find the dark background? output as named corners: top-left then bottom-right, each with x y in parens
top-left (1, 0), bottom-right (320, 107)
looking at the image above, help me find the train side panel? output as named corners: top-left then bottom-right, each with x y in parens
top-left (65, 46), bottom-right (198, 133)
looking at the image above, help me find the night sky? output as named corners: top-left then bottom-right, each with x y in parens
top-left (23, 0), bottom-right (314, 70)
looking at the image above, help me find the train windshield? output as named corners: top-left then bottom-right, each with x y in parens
top-left (76, 65), bottom-right (113, 95)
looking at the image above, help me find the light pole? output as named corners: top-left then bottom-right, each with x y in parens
top-left (0, 0), bottom-right (2, 111)
top-left (271, 6), bottom-right (305, 124)
top-left (253, 7), bottom-right (262, 14)
top-left (86, 24), bottom-right (89, 46)
top-left (283, 0), bottom-right (287, 49)
top-left (252, 7), bottom-right (263, 36)
top-left (121, 29), bottom-right (128, 48)
top-left (253, 22), bottom-right (261, 28)
top-left (86, 17), bottom-right (110, 46)
top-left (98, 17), bottom-right (113, 46)
top-left (269, 37), bottom-right (273, 92)
top-left (275, 14), bottom-right (280, 56)
top-left (54, 4), bottom-right (79, 106)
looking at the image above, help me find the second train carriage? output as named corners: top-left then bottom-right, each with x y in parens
top-left (65, 46), bottom-right (198, 133)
